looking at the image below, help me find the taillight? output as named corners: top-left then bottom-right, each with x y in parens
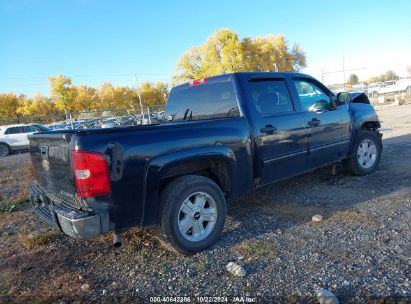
top-left (189, 78), bottom-right (208, 86)
top-left (71, 151), bottom-right (111, 198)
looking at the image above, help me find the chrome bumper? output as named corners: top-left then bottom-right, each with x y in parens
top-left (29, 184), bottom-right (109, 240)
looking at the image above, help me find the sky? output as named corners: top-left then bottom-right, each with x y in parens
top-left (1, 0), bottom-right (410, 96)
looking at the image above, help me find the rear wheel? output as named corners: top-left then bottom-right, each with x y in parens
top-left (343, 130), bottom-right (381, 175)
top-left (0, 143), bottom-right (10, 157)
top-left (159, 175), bottom-right (226, 255)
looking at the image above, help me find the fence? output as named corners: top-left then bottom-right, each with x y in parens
top-left (0, 105), bottom-right (166, 128)
top-left (0, 105), bottom-right (166, 156)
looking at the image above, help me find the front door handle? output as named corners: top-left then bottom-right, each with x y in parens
top-left (260, 125), bottom-right (277, 134)
top-left (308, 118), bottom-right (321, 127)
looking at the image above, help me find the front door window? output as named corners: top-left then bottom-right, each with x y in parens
top-left (294, 80), bottom-right (331, 111)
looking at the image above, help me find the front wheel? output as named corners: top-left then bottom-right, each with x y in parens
top-left (343, 130), bottom-right (382, 175)
top-left (159, 175), bottom-right (227, 255)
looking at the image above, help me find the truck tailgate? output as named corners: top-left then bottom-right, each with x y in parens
top-left (29, 133), bottom-right (76, 200)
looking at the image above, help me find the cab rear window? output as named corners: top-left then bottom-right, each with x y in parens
top-left (165, 80), bottom-right (239, 121)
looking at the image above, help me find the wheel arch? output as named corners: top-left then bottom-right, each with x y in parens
top-left (349, 117), bottom-right (382, 157)
top-left (0, 141), bottom-right (11, 156)
top-left (360, 120), bottom-right (380, 131)
top-left (142, 146), bottom-right (238, 225)
top-left (0, 141), bottom-right (11, 147)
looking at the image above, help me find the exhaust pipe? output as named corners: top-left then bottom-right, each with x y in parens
top-left (113, 232), bottom-right (122, 248)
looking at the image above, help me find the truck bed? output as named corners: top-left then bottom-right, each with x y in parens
top-left (29, 117), bottom-right (254, 228)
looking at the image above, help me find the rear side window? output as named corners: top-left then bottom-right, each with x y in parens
top-left (166, 81), bottom-right (239, 121)
top-left (5, 127), bottom-right (23, 135)
top-left (5, 126), bottom-right (32, 134)
top-left (247, 79), bottom-right (294, 115)
top-left (21, 126), bottom-right (32, 133)
top-left (30, 125), bottom-right (48, 132)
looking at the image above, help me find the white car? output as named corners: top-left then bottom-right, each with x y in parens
top-left (367, 79), bottom-right (411, 96)
top-left (0, 124), bottom-right (48, 157)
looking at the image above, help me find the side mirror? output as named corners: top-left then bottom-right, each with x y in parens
top-left (337, 92), bottom-right (352, 104)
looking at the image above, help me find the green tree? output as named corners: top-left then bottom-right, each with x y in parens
top-left (348, 74), bottom-right (359, 85)
top-left (172, 29), bottom-right (306, 84)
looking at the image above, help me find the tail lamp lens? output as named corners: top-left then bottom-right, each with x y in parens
top-left (71, 151), bottom-right (111, 198)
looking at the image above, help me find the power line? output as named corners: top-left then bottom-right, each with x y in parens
top-left (321, 56), bottom-right (366, 89)
top-left (0, 73), bottom-right (172, 80)
top-left (0, 78), bottom-right (171, 88)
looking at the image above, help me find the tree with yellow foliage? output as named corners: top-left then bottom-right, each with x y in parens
top-left (0, 93), bottom-right (21, 118)
top-left (48, 74), bottom-right (77, 113)
top-left (17, 92), bottom-right (56, 116)
top-left (139, 82), bottom-right (168, 106)
top-left (172, 29), bottom-right (306, 84)
top-left (74, 85), bottom-right (100, 111)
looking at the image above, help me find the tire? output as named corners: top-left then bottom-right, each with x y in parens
top-left (343, 129), bottom-right (382, 176)
top-left (0, 143), bottom-right (10, 157)
top-left (159, 175), bottom-right (227, 255)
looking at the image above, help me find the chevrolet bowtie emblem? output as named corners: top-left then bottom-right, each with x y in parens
top-left (42, 159), bottom-right (50, 171)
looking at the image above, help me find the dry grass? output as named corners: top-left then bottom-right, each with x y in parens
top-left (0, 157), bottom-right (32, 214)
top-left (232, 239), bottom-right (276, 262)
top-left (18, 231), bottom-right (62, 250)
top-left (195, 255), bottom-right (208, 273)
top-left (325, 210), bottom-right (377, 225)
top-left (0, 210), bottom-right (88, 303)
top-left (262, 202), bottom-right (329, 223)
top-left (0, 198), bottom-right (29, 214)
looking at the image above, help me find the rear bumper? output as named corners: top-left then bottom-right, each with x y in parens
top-left (29, 183), bottom-right (109, 239)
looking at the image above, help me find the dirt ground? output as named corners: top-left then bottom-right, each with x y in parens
top-left (0, 104), bottom-right (410, 303)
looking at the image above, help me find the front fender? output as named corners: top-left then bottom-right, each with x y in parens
top-left (141, 146), bottom-right (238, 225)
top-left (350, 103), bottom-right (380, 130)
top-left (348, 103), bottom-right (381, 155)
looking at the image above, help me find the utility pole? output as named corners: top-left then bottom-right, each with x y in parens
top-left (342, 55), bottom-right (346, 90)
top-left (321, 59), bottom-right (366, 91)
top-left (134, 74), bottom-right (144, 113)
top-left (134, 74), bottom-right (151, 125)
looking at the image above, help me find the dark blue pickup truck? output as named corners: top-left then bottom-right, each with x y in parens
top-left (29, 72), bottom-right (382, 254)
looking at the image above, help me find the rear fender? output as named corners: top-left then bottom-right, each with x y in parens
top-left (141, 146), bottom-right (237, 225)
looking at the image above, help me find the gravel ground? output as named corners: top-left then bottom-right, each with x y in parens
top-left (1, 105), bottom-right (411, 303)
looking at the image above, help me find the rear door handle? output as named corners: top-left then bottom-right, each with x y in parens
top-left (308, 118), bottom-right (321, 127)
top-left (260, 125), bottom-right (277, 134)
